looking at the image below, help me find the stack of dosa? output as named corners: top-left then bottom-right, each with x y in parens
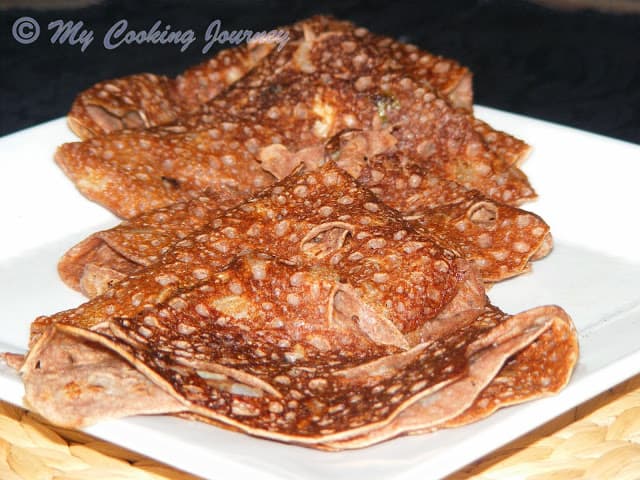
top-left (5, 16), bottom-right (578, 450)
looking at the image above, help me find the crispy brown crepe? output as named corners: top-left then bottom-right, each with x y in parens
top-left (58, 189), bottom-right (241, 297)
top-left (56, 16), bottom-right (533, 219)
top-left (56, 112), bottom-right (279, 218)
top-left (407, 190), bottom-right (552, 283)
top-left (67, 39), bottom-right (276, 139)
top-left (58, 183), bottom-right (551, 298)
top-left (37, 163), bottom-right (470, 338)
top-left (324, 304), bottom-right (577, 449)
top-left (67, 16), bottom-right (473, 140)
top-left (58, 136), bottom-right (550, 298)
top-left (21, 164), bottom-right (577, 449)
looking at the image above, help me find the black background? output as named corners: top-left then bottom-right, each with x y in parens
top-left (1, 0), bottom-right (639, 143)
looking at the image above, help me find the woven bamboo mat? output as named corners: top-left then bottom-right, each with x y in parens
top-left (1, 375), bottom-right (640, 479)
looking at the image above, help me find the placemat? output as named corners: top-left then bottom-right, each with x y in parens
top-left (454, 374), bottom-right (640, 479)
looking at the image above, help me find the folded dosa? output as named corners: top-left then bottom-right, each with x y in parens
top-left (68, 16), bottom-right (473, 140)
top-left (58, 139), bottom-right (550, 297)
top-left (56, 17), bottom-right (532, 219)
top-left (20, 164), bottom-right (577, 449)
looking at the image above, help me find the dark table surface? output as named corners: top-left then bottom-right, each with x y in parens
top-left (1, 0), bottom-right (639, 144)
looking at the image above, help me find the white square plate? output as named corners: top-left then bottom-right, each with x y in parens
top-left (1, 107), bottom-right (639, 479)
